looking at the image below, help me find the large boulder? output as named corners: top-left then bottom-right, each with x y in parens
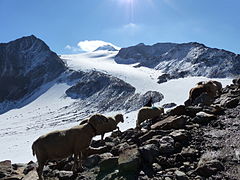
top-left (151, 115), bottom-right (187, 130)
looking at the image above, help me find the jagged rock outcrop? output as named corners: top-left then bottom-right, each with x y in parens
top-left (116, 42), bottom-right (240, 79)
top-left (0, 35), bottom-right (66, 103)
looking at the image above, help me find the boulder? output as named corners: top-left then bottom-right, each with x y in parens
top-left (83, 154), bottom-right (101, 169)
top-left (139, 144), bottom-right (160, 164)
top-left (174, 170), bottom-right (189, 180)
top-left (99, 157), bottom-right (118, 172)
top-left (222, 98), bottom-right (239, 108)
top-left (151, 116), bottom-right (187, 130)
top-left (168, 105), bottom-right (186, 116)
top-left (159, 136), bottom-right (175, 155)
top-left (118, 148), bottom-right (141, 174)
top-left (162, 103), bottom-right (177, 109)
top-left (193, 112), bottom-right (217, 124)
top-left (0, 160), bottom-right (12, 178)
top-left (195, 160), bottom-right (224, 177)
top-left (169, 129), bottom-right (190, 143)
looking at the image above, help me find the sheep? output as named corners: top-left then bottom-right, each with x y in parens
top-left (136, 106), bottom-right (164, 128)
top-left (196, 80), bottom-right (222, 96)
top-left (188, 80), bottom-right (222, 105)
top-left (80, 113), bottom-right (124, 141)
top-left (32, 118), bottom-right (103, 180)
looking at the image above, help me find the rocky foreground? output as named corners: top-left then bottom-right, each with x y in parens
top-left (1, 79), bottom-right (240, 180)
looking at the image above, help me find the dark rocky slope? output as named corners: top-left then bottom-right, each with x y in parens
top-left (116, 42), bottom-right (240, 80)
top-left (1, 78), bottom-right (239, 180)
top-left (0, 35), bottom-right (66, 104)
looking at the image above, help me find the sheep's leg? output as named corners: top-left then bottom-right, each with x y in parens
top-left (72, 153), bottom-right (79, 172)
top-left (37, 160), bottom-right (45, 180)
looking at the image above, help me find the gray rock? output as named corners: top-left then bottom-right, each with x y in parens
top-left (118, 148), bottom-right (141, 174)
top-left (139, 144), bottom-right (160, 164)
top-left (174, 170), bottom-right (189, 180)
top-left (99, 157), bottom-right (118, 172)
top-left (159, 136), bottom-right (175, 155)
top-left (180, 147), bottom-right (199, 158)
top-left (58, 170), bottom-right (74, 180)
top-left (151, 116), bottom-right (187, 130)
top-left (193, 112), bottom-right (217, 124)
top-left (169, 129), bottom-right (189, 142)
top-left (195, 160), bottom-right (224, 177)
top-left (162, 103), bottom-right (177, 109)
top-left (168, 105), bottom-right (186, 116)
top-left (83, 154), bottom-right (101, 169)
top-left (223, 98), bottom-right (239, 108)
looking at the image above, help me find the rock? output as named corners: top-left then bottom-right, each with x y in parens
top-left (99, 157), bottom-right (118, 172)
top-left (58, 170), bottom-right (74, 180)
top-left (222, 98), bottom-right (239, 108)
top-left (83, 154), bottom-right (101, 169)
top-left (157, 73), bottom-right (171, 84)
top-left (23, 162), bottom-right (36, 175)
top-left (169, 129), bottom-right (190, 143)
top-left (22, 170), bottom-right (38, 180)
top-left (139, 144), bottom-right (160, 164)
top-left (159, 136), bottom-right (175, 155)
top-left (180, 147), bottom-right (199, 158)
top-left (168, 105), bottom-right (186, 116)
top-left (110, 142), bottom-right (130, 156)
top-left (185, 106), bottom-right (203, 117)
top-left (162, 103), bottom-right (177, 109)
top-left (195, 160), bottom-right (224, 177)
top-left (0, 160), bottom-right (12, 178)
top-left (193, 112), bottom-right (217, 124)
top-left (118, 148), bottom-right (141, 174)
top-left (203, 105), bottom-right (225, 115)
top-left (151, 116), bottom-right (187, 130)
top-left (139, 130), bottom-right (169, 143)
top-left (174, 170), bottom-right (189, 180)
top-left (152, 163), bottom-right (162, 172)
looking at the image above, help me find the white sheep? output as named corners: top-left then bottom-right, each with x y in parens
top-left (32, 118), bottom-right (103, 180)
top-left (80, 113), bottom-right (124, 141)
top-left (136, 107), bottom-right (164, 128)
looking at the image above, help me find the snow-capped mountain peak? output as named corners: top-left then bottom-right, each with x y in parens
top-left (94, 44), bottom-right (118, 51)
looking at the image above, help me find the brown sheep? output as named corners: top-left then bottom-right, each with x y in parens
top-left (136, 107), bottom-right (164, 128)
top-left (32, 119), bottom-right (104, 180)
top-left (80, 113), bottom-right (124, 141)
top-left (188, 80), bottom-right (222, 105)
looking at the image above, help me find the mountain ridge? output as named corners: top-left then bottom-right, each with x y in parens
top-left (115, 42), bottom-right (240, 78)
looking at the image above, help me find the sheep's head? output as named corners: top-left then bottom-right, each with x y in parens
top-left (115, 114), bottom-right (124, 123)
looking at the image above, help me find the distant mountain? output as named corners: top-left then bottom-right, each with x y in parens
top-left (0, 36), bottom-right (164, 114)
top-left (94, 44), bottom-right (118, 51)
top-left (0, 35), bottom-right (66, 102)
top-left (115, 42), bottom-right (240, 79)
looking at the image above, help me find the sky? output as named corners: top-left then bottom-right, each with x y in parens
top-left (0, 0), bottom-right (240, 54)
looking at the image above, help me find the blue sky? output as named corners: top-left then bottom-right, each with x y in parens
top-left (1, 0), bottom-right (239, 54)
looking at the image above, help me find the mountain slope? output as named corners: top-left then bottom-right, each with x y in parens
top-left (0, 35), bottom-right (66, 112)
top-left (0, 36), bottom-right (234, 163)
top-left (115, 42), bottom-right (240, 78)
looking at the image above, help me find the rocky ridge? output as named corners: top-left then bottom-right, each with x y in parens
top-left (0, 35), bottom-right (66, 113)
top-left (1, 78), bottom-right (239, 180)
top-left (115, 42), bottom-right (240, 80)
